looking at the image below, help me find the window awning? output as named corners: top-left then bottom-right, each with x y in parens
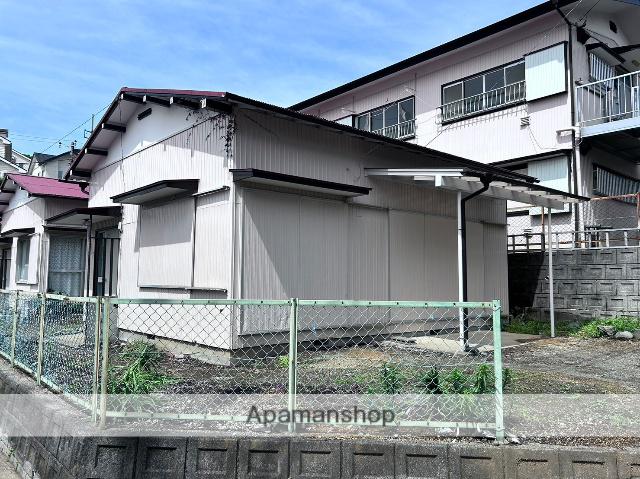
top-left (111, 179), bottom-right (199, 205)
top-left (365, 168), bottom-right (588, 209)
top-left (46, 206), bottom-right (122, 226)
top-left (1, 227), bottom-right (35, 238)
top-left (230, 168), bottom-right (371, 197)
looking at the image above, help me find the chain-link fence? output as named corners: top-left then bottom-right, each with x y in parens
top-left (0, 293), bottom-right (504, 439)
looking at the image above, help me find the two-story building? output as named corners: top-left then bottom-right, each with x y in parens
top-left (290, 0), bottom-right (640, 239)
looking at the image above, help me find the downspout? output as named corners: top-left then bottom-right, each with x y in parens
top-left (85, 215), bottom-right (92, 297)
top-left (554, 1), bottom-right (580, 231)
top-left (458, 175), bottom-right (492, 350)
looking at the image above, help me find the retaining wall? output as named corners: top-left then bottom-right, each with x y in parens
top-left (509, 247), bottom-right (640, 318)
top-left (0, 361), bottom-right (639, 478)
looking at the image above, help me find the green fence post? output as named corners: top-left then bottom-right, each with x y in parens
top-left (10, 291), bottom-right (19, 367)
top-left (91, 297), bottom-right (103, 423)
top-left (288, 298), bottom-right (298, 433)
top-left (36, 293), bottom-right (46, 385)
top-left (492, 299), bottom-right (505, 443)
top-left (99, 297), bottom-right (110, 429)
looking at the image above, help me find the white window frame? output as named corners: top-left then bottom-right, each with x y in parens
top-left (354, 97), bottom-right (415, 136)
top-left (442, 60), bottom-right (525, 105)
top-left (15, 237), bottom-right (30, 283)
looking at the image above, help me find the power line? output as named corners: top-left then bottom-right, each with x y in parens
top-left (38, 102), bottom-right (111, 154)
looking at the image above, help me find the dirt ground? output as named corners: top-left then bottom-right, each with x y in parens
top-left (503, 337), bottom-right (640, 394)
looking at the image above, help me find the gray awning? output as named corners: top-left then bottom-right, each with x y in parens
top-left (111, 179), bottom-right (199, 205)
top-left (46, 206), bottom-right (122, 226)
top-left (230, 168), bottom-right (371, 197)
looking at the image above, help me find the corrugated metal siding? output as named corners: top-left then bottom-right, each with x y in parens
top-left (193, 190), bottom-right (232, 289)
top-left (242, 188), bottom-right (300, 301)
top-left (389, 211), bottom-right (425, 300)
top-left (425, 215), bottom-right (459, 301)
top-left (235, 111), bottom-right (506, 225)
top-left (348, 206), bottom-right (389, 301)
top-left (483, 223), bottom-right (509, 310)
top-left (89, 118), bottom-right (229, 207)
top-left (138, 197), bottom-right (194, 288)
top-left (466, 222), bottom-right (485, 301)
top-left (299, 196), bottom-right (349, 299)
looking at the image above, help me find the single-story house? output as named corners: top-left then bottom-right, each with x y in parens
top-left (57, 87), bottom-right (584, 351)
top-left (0, 173), bottom-right (89, 295)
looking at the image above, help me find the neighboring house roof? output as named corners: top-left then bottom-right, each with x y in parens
top-left (32, 152), bottom-right (56, 164)
top-left (0, 155), bottom-right (26, 173)
top-left (289, 0), bottom-right (576, 110)
top-left (1, 173), bottom-right (89, 200)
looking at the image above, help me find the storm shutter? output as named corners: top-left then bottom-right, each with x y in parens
top-left (525, 44), bottom-right (567, 101)
top-left (138, 197), bottom-right (194, 288)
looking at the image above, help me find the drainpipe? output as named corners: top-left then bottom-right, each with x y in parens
top-left (554, 1), bottom-right (581, 231)
top-left (457, 175), bottom-right (492, 350)
top-left (85, 215), bottom-right (92, 297)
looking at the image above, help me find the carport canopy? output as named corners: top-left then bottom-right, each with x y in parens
top-left (364, 168), bottom-right (587, 209)
top-left (366, 167), bottom-right (589, 349)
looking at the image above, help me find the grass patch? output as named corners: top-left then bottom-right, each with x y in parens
top-left (575, 317), bottom-right (640, 338)
top-left (503, 314), bottom-right (579, 337)
top-left (108, 341), bottom-right (175, 394)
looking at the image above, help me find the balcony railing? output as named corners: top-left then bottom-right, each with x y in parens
top-left (440, 81), bottom-right (526, 122)
top-left (372, 119), bottom-right (415, 140)
top-left (576, 71), bottom-right (640, 129)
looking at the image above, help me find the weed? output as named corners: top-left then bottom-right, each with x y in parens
top-left (277, 355), bottom-right (289, 368)
top-left (418, 367), bottom-right (441, 394)
top-left (575, 317), bottom-right (640, 338)
top-left (108, 341), bottom-right (175, 394)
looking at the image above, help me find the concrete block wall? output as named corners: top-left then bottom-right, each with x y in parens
top-left (509, 247), bottom-right (640, 318)
top-left (0, 360), bottom-right (639, 478)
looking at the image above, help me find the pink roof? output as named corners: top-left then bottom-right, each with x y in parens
top-left (6, 174), bottom-right (89, 200)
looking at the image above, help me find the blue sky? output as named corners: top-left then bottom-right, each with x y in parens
top-left (0, 0), bottom-right (540, 156)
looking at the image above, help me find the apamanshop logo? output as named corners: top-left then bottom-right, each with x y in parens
top-left (247, 405), bottom-right (395, 426)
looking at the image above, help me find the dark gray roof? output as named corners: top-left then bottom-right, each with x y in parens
top-left (33, 149), bottom-right (77, 165)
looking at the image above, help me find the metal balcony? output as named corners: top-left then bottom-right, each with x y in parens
top-left (576, 71), bottom-right (640, 137)
top-left (440, 81), bottom-right (526, 123)
top-left (372, 119), bottom-right (415, 140)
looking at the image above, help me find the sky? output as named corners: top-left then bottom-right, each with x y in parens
top-left (0, 0), bottom-right (541, 156)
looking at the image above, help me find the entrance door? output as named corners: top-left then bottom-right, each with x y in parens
top-left (94, 229), bottom-right (120, 297)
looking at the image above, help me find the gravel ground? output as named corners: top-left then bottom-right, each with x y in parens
top-left (503, 337), bottom-right (640, 393)
top-left (0, 452), bottom-right (19, 479)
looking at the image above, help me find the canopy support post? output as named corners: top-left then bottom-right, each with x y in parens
top-left (547, 207), bottom-right (555, 338)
